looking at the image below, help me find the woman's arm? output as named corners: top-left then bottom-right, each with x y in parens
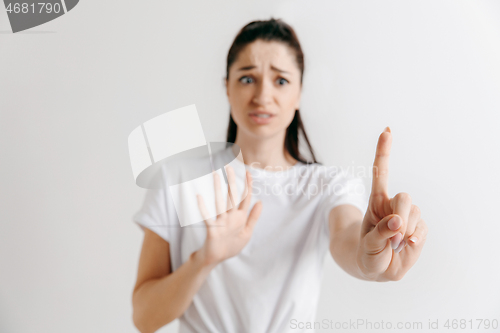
top-left (132, 228), bottom-right (216, 333)
top-left (132, 168), bottom-right (262, 333)
top-left (328, 204), bottom-right (374, 281)
top-left (330, 129), bottom-right (428, 282)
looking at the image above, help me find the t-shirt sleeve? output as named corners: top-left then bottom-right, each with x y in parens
top-left (132, 168), bottom-right (178, 244)
top-left (320, 169), bottom-right (369, 235)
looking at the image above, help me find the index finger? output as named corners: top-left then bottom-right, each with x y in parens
top-left (371, 126), bottom-right (392, 198)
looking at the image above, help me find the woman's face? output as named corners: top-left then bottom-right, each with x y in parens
top-left (226, 40), bottom-right (302, 140)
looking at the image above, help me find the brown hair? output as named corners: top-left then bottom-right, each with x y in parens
top-left (225, 18), bottom-right (319, 165)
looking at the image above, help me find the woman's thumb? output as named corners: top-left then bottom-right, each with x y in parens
top-left (364, 214), bottom-right (403, 252)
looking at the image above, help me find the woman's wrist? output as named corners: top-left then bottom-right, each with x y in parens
top-left (191, 248), bottom-right (219, 272)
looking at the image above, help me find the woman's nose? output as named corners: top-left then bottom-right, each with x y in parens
top-left (252, 80), bottom-right (273, 106)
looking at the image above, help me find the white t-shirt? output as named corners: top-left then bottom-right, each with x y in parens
top-left (133, 147), bottom-right (369, 333)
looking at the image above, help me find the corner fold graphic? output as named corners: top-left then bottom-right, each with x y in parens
top-left (127, 104), bottom-right (249, 227)
top-left (3, 0), bottom-right (80, 33)
top-left (63, 0), bottom-right (78, 12)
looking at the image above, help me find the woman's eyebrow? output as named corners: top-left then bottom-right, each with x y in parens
top-left (237, 65), bottom-right (256, 71)
top-left (271, 65), bottom-right (290, 74)
top-left (236, 65), bottom-right (290, 74)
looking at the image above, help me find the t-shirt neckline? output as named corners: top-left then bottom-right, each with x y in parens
top-left (225, 146), bottom-right (304, 177)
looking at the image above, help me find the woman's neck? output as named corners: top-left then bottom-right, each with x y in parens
top-left (234, 130), bottom-right (297, 171)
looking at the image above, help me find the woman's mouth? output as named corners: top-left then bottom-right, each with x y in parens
top-left (249, 113), bottom-right (275, 124)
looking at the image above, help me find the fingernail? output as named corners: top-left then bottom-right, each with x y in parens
top-left (395, 240), bottom-right (406, 253)
top-left (409, 236), bottom-right (418, 244)
top-left (390, 233), bottom-right (402, 250)
top-left (388, 216), bottom-right (401, 230)
top-left (385, 126), bottom-right (391, 133)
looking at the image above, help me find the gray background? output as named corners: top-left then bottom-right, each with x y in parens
top-left (1, 0), bottom-right (499, 332)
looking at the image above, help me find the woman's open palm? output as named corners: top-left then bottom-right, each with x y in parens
top-left (196, 166), bottom-right (262, 267)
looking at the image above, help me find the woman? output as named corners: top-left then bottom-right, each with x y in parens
top-left (132, 18), bottom-right (427, 333)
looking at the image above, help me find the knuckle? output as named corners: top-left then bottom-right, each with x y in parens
top-left (395, 192), bottom-right (412, 205)
top-left (376, 168), bottom-right (389, 177)
top-left (386, 267), bottom-right (406, 281)
top-left (419, 218), bottom-right (428, 232)
top-left (371, 192), bottom-right (386, 200)
top-left (410, 204), bottom-right (421, 217)
top-left (375, 152), bottom-right (390, 158)
top-left (391, 272), bottom-right (405, 281)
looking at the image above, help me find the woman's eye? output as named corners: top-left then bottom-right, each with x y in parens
top-left (239, 76), bottom-right (254, 84)
top-left (277, 78), bottom-right (289, 85)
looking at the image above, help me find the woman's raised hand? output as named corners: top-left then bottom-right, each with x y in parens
top-left (196, 166), bottom-right (262, 267)
top-left (357, 127), bottom-right (428, 281)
